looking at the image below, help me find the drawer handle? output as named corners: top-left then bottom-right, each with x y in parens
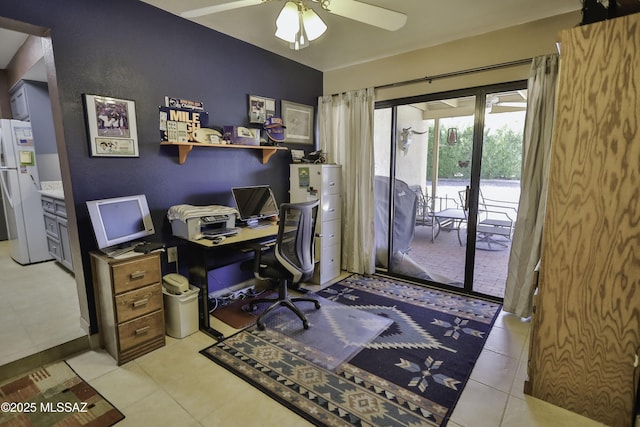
top-left (328, 208), bottom-right (335, 213)
top-left (328, 182), bottom-right (336, 187)
top-left (130, 270), bottom-right (146, 279)
top-left (132, 298), bottom-right (149, 308)
top-left (135, 326), bottom-right (150, 335)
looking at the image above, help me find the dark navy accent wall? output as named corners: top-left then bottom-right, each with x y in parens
top-left (0, 0), bottom-right (322, 332)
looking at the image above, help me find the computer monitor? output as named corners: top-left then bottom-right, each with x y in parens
top-left (231, 185), bottom-right (279, 227)
top-left (86, 194), bottom-right (155, 253)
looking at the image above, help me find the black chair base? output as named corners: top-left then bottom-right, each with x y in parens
top-left (248, 281), bottom-right (320, 330)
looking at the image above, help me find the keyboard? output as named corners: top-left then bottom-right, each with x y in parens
top-left (133, 242), bottom-right (166, 253)
top-left (105, 244), bottom-right (137, 258)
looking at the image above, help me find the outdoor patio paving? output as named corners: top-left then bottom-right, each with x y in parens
top-left (407, 223), bottom-right (511, 298)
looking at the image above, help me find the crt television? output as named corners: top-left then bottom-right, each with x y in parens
top-left (86, 194), bottom-right (155, 251)
top-left (231, 185), bottom-right (279, 227)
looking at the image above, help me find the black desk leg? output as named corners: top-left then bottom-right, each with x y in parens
top-left (187, 244), bottom-right (225, 340)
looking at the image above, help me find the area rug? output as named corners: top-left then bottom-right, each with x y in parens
top-left (0, 361), bottom-right (124, 427)
top-left (201, 273), bottom-right (501, 426)
top-left (253, 295), bottom-right (392, 371)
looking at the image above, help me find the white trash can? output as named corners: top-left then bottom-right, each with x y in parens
top-left (163, 285), bottom-right (199, 338)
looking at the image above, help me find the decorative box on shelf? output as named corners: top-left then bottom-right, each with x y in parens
top-left (223, 126), bottom-right (260, 146)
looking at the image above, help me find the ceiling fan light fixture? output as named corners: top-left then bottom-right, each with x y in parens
top-left (301, 8), bottom-right (327, 41)
top-left (275, 1), bottom-right (327, 50)
top-left (275, 1), bottom-right (300, 42)
top-left (291, 12), bottom-right (309, 50)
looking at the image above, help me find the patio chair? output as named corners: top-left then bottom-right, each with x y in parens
top-left (459, 188), bottom-right (514, 250)
top-left (479, 189), bottom-right (518, 232)
top-left (409, 185), bottom-right (440, 242)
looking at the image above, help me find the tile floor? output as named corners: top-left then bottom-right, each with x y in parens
top-left (0, 239), bottom-right (606, 426)
top-left (0, 241), bottom-right (85, 366)
top-left (61, 305), bottom-right (606, 426)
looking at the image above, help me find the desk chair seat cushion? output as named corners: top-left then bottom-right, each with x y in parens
top-left (256, 251), bottom-right (312, 285)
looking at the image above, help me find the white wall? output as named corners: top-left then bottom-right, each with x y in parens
top-left (324, 12), bottom-right (579, 100)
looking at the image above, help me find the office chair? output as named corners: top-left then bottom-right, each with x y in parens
top-left (248, 200), bottom-right (321, 330)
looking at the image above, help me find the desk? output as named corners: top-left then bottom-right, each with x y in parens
top-left (186, 224), bottom-right (278, 339)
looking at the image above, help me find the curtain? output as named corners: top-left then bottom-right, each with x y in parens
top-left (503, 55), bottom-right (559, 317)
top-left (317, 88), bottom-right (376, 274)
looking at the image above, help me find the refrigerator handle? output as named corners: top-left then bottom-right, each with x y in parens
top-left (0, 168), bottom-right (15, 209)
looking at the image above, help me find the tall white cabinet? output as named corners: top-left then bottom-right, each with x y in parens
top-left (290, 164), bottom-right (342, 285)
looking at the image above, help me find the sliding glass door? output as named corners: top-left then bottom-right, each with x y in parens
top-left (373, 82), bottom-right (526, 300)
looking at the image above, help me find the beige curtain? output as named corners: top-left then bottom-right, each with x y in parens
top-left (504, 55), bottom-right (559, 317)
top-left (317, 88), bottom-right (376, 274)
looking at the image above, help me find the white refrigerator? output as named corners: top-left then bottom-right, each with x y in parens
top-left (0, 119), bottom-right (52, 264)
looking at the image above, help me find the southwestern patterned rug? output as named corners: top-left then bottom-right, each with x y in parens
top-left (0, 361), bottom-right (124, 426)
top-left (201, 274), bottom-right (501, 426)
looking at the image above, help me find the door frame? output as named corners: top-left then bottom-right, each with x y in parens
top-left (375, 80), bottom-right (527, 302)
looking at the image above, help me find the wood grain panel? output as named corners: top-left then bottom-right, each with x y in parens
top-left (529, 13), bottom-right (640, 427)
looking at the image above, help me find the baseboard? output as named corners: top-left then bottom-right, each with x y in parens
top-left (0, 336), bottom-right (91, 383)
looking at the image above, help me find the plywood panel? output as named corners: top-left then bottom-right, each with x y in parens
top-left (529, 13), bottom-right (640, 427)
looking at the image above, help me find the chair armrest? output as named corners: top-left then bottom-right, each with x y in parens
top-left (482, 203), bottom-right (517, 221)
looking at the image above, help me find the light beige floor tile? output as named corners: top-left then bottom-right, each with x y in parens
top-left (502, 395), bottom-right (608, 427)
top-left (199, 386), bottom-right (309, 427)
top-left (89, 362), bottom-right (159, 409)
top-left (66, 349), bottom-right (119, 381)
top-left (0, 317), bottom-right (38, 364)
top-left (510, 357), bottom-right (529, 400)
top-left (450, 379), bottom-right (508, 427)
top-left (0, 241), bottom-right (83, 367)
top-left (484, 324), bottom-right (527, 360)
top-left (116, 389), bottom-right (199, 427)
top-left (493, 310), bottom-right (531, 336)
top-left (470, 349), bottom-right (519, 394)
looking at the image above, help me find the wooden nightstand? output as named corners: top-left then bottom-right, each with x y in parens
top-left (90, 251), bottom-right (165, 364)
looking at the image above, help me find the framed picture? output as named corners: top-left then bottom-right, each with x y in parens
top-left (83, 94), bottom-right (139, 157)
top-left (248, 95), bottom-right (275, 124)
top-left (281, 100), bottom-right (314, 145)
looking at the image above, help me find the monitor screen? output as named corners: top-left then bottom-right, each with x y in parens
top-left (231, 185), bottom-right (279, 222)
top-left (86, 194), bottom-right (155, 250)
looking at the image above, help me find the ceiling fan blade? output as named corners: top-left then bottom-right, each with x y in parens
top-left (327, 0), bottom-right (407, 31)
top-left (181, 0), bottom-right (264, 18)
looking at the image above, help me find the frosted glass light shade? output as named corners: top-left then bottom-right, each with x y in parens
top-left (275, 1), bottom-right (300, 42)
top-left (302, 8), bottom-right (326, 41)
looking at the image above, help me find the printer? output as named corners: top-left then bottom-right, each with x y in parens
top-left (167, 204), bottom-right (237, 240)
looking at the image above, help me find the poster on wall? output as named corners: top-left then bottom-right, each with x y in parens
top-left (248, 95), bottom-right (275, 124)
top-left (83, 94), bottom-right (139, 157)
top-left (281, 100), bottom-right (314, 145)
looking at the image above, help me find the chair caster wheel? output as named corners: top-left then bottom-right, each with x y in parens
top-left (257, 322), bottom-right (265, 330)
top-left (303, 321), bottom-right (309, 329)
top-left (314, 302), bottom-right (321, 309)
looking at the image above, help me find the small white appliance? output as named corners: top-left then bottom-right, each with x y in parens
top-left (0, 119), bottom-right (52, 264)
top-left (163, 273), bottom-right (189, 294)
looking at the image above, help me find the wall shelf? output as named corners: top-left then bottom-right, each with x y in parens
top-left (161, 141), bottom-right (288, 164)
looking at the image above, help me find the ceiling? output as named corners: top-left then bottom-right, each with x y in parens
top-left (0, 28), bottom-right (47, 81)
top-left (140, 0), bottom-right (583, 71)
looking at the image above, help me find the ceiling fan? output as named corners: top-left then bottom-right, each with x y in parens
top-left (181, 0), bottom-right (408, 32)
top-left (486, 93), bottom-right (527, 113)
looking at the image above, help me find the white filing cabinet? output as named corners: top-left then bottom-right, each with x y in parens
top-left (290, 164), bottom-right (342, 285)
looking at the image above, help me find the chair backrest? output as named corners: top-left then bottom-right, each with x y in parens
top-left (274, 200), bottom-right (320, 283)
